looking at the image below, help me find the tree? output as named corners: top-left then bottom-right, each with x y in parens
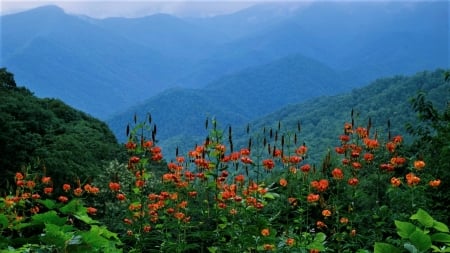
top-left (0, 68), bottom-right (17, 88)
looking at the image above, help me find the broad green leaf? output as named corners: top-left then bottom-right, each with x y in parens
top-left (207, 246), bottom-right (218, 253)
top-left (404, 242), bottom-right (418, 253)
top-left (410, 208), bottom-right (434, 228)
top-left (74, 214), bottom-right (99, 225)
top-left (409, 230), bottom-right (432, 252)
top-left (41, 223), bottom-right (73, 248)
top-left (263, 192), bottom-right (280, 199)
top-left (37, 199), bottom-right (57, 210)
top-left (60, 199), bottom-right (84, 215)
top-left (314, 232), bottom-right (327, 243)
top-left (31, 210), bottom-right (66, 226)
top-left (395, 220), bottom-right (417, 238)
top-left (433, 221), bottom-right (450, 232)
top-left (0, 214), bottom-right (8, 229)
top-left (374, 242), bottom-right (402, 253)
top-left (431, 232), bottom-right (450, 243)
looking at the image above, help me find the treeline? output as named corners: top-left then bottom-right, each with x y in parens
top-left (0, 68), bottom-right (124, 194)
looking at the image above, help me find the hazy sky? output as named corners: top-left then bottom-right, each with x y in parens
top-left (0, 0), bottom-right (269, 18)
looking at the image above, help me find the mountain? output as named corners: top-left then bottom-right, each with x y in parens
top-left (235, 69), bottom-right (450, 163)
top-left (1, 1), bottom-right (448, 119)
top-left (106, 54), bottom-right (352, 154)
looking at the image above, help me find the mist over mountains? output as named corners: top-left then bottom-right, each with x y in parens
top-left (1, 1), bottom-right (448, 153)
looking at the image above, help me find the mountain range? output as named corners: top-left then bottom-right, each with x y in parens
top-left (1, 1), bottom-right (448, 120)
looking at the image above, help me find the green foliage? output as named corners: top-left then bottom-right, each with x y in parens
top-left (375, 208), bottom-right (450, 253)
top-left (0, 69), bottom-right (124, 194)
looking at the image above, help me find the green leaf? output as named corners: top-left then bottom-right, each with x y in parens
top-left (433, 221), bottom-right (450, 232)
top-left (31, 210), bottom-right (66, 226)
top-left (60, 199), bottom-right (84, 215)
top-left (409, 230), bottom-right (432, 252)
top-left (0, 214), bottom-right (8, 229)
top-left (410, 208), bottom-right (434, 228)
top-left (395, 220), bottom-right (417, 238)
top-left (207, 246), bottom-right (218, 253)
top-left (41, 223), bottom-right (73, 248)
top-left (374, 242), bottom-right (402, 253)
top-left (431, 232), bottom-right (450, 243)
top-left (74, 214), bottom-right (99, 225)
top-left (38, 199), bottom-right (57, 209)
top-left (314, 232), bottom-right (327, 243)
top-left (404, 243), bottom-right (418, 253)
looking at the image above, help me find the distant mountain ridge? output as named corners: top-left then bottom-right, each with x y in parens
top-left (1, 1), bottom-right (448, 119)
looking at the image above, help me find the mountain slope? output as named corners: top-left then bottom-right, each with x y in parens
top-left (107, 54), bottom-right (350, 153)
top-left (236, 69), bottom-right (450, 162)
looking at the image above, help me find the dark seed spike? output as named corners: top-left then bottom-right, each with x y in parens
top-left (281, 135), bottom-right (285, 147)
top-left (152, 131), bottom-right (156, 142)
top-left (246, 124), bottom-right (250, 134)
top-left (272, 145), bottom-right (276, 157)
top-left (367, 117), bottom-right (372, 137)
top-left (229, 126), bottom-right (232, 138)
top-left (213, 119), bottom-right (217, 131)
top-left (294, 133), bottom-right (297, 144)
top-left (268, 143), bottom-right (271, 155)
top-left (230, 140), bottom-right (234, 153)
top-left (278, 121), bottom-right (281, 131)
top-left (263, 137), bottom-right (267, 147)
top-left (148, 113), bottom-right (152, 124)
top-left (263, 127), bottom-right (266, 134)
top-left (176, 146), bottom-right (179, 157)
top-left (351, 108), bottom-right (354, 118)
top-left (387, 119), bottom-right (391, 129)
top-left (126, 124), bottom-right (130, 137)
top-left (297, 120), bottom-right (301, 132)
top-left (205, 136), bottom-right (210, 146)
top-left (205, 117), bottom-right (209, 130)
top-left (248, 138), bottom-right (252, 152)
top-left (269, 128), bottom-right (273, 139)
top-left (153, 125), bottom-right (157, 136)
top-left (134, 113), bottom-right (137, 124)
top-left (351, 118), bottom-right (354, 128)
top-left (275, 131), bottom-right (278, 142)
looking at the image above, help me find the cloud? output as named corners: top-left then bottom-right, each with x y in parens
top-left (0, 0), bottom-right (262, 18)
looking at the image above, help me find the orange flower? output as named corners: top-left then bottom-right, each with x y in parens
top-left (125, 141), bottom-right (137, 150)
top-left (414, 160), bottom-right (426, 170)
top-left (263, 159), bottom-right (275, 170)
top-left (279, 178), bottom-right (288, 187)
top-left (406, 172), bottom-right (420, 186)
top-left (143, 225), bottom-right (151, 233)
top-left (322, 209), bottom-right (332, 217)
top-left (261, 228), bottom-right (270, 236)
top-left (240, 148), bottom-right (250, 156)
top-left (429, 179), bottom-right (441, 188)
top-left (331, 168), bottom-right (344, 180)
top-left (316, 220), bottom-right (327, 228)
top-left (15, 172), bottom-right (24, 180)
top-left (307, 193), bottom-right (320, 203)
top-left (43, 187), bottom-right (53, 195)
top-left (73, 187), bottom-right (83, 196)
top-left (390, 177), bottom-right (402, 187)
top-left (363, 153), bottom-right (374, 162)
top-left (352, 162), bottom-right (362, 169)
top-left (41, 176), bottom-right (51, 184)
top-left (311, 179), bottom-right (329, 192)
top-left (109, 182), bottom-right (121, 191)
top-left (300, 164), bottom-right (311, 173)
top-left (26, 181), bottom-right (36, 189)
top-left (86, 207), bottom-right (97, 215)
top-left (235, 174), bottom-right (245, 183)
top-left (340, 217), bottom-right (349, 224)
top-left (364, 138), bottom-right (379, 149)
top-left (296, 145), bottom-right (308, 155)
top-left (310, 249), bottom-right (320, 253)
top-left (339, 135), bottom-right (350, 143)
top-left (390, 157), bottom-right (406, 167)
top-left (263, 244), bottom-right (275, 251)
top-left (392, 135), bottom-right (403, 143)
top-left (347, 177), bottom-right (359, 186)
top-left (174, 212), bottom-right (185, 220)
top-left (116, 193), bottom-right (126, 201)
top-left (240, 156), bottom-right (253, 164)
top-left (63, 183), bottom-right (71, 192)
top-left (286, 238), bottom-right (295, 246)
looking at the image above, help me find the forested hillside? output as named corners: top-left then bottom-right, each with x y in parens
top-left (237, 69), bottom-right (450, 162)
top-left (0, 68), bottom-right (123, 193)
